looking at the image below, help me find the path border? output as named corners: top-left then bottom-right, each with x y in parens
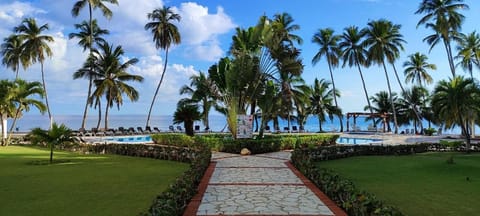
top-left (183, 161), bottom-right (217, 216)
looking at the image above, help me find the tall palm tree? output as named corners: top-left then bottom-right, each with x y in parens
top-left (312, 28), bottom-right (343, 132)
top-left (1, 35), bottom-right (26, 79)
top-left (179, 72), bottom-right (215, 130)
top-left (145, 6), bottom-right (182, 128)
top-left (367, 91), bottom-right (399, 132)
top-left (431, 76), bottom-right (480, 150)
top-left (308, 78), bottom-right (341, 132)
top-left (70, 19), bottom-right (110, 129)
top-left (7, 79), bottom-right (46, 145)
top-left (363, 19), bottom-right (403, 133)
top-left (339, 26), bottom-right (376, 126)
top-left (399, 86), bottom-right (429, 134)
top-left (0, 80), bottom-right (16, 145)
top-left (403, 52), bottom-right (437, 86)
top-left (416, 0), bottom-right (469, 77)
top-left (14, 18), bottom-right (54, 128)
top-left (455, 31), bottom-right (480, 77)
top-left (90, 43), bottom-right (144, 130)
top-left (271, 12), bottom-right (303, 47)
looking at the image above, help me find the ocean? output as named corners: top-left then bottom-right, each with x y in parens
top-left (6, 114), bottom-right (464, 135)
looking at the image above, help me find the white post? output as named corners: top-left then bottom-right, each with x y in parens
top-left (2, 119), bottom-right (7, 139)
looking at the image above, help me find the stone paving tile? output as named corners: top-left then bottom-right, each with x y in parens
top-left (211, 152), bottom-right (240, 160)
top-left (215, 155), bottom-right (288, 168)
top-left (197, 185), bottom-right (334, 215)
top-left (210, 167), bottom-right (302, 184)
top-left (256, 151), bottom-right (292, 160)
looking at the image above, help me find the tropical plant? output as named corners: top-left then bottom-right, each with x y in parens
top-left (90, 43), bottom-right (144, 130)
top-left (399, 86), bottom-right (429, 133)
top-left (14, 18), bottom-right (54, 128)
top-left (431, 76), bottom-right (480, 150)
top-left (455, 31), bottom-right (480, 77)
top-left (1, 35), bottom-right (26, 79)
top-left (0, 80), bottom-right (16, 146)
top-left (366, 91), bottom-right (399, 132)
top-left (312, 28), bottom-right (343, 132)
top-left (271, 12), bottom-right (303, 47)
top-left (403, 52), bottom-right (436, 86)
top-left (415, 0), bottom-right (469, 77)
top-left (173, 101), bottom-right (201, 136)
top-left (28, 123), bottom-right (72, 163)
top-left (257, 80), bottom-right (280, 137)
top-left (363, 19), bottom-right (403, 133)
top-left (308, 78), bottom-right (341, 132)
top-left (145, 6), bottom-right (182, 128)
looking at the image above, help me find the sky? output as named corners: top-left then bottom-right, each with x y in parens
top-left (0, 0), bottom-right (479, 117)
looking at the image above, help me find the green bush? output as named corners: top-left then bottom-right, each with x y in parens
top-left (151, 133), bottom-right (195, 148)
top-left (423, 128), bottom-right (437, 136)
top-left (439, 140), bottom-right (463, 149)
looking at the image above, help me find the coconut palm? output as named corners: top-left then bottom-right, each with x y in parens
top-left (455, 31), bottom-right (480, 77)
top-left (70, 19), bottom-right (110, 129)
top-left (14, 18), bottom-right (54, 127)
top-left (312, 28), bottom-right (343, 132)
top-left (308, 78), bottom-right (341, 132)
top-left (6, 79), bottom-right (46, 146)
top-left (257, 80), bottom-right (280, 137)
top-left (0, 80), bottom-right (16, 146)
top-left (363, 19), bottom-right (403, 133)
top-left (29, 123), bottom-right (72, 163)
top-left (145, 6), bottom-right (182, 128)
top-left (90, 43), bottom-right (144, 130)
top-left (431, 76), bottom-right (480, 150)
top-left (1, 35), bottom-right (26, 79)
top-left (415, 0), bottom-right (469, 77)
top-left (339, 26), bottom-right (376, 126)
top-left (173, 101), bottom-right (201, 136)
top-left (403, 52), bottom-right (436, 86)
top-left (399, 86), bottom-right (429, 134)
top-left (366, 91), bottom-right (399, 132)
top-left (271, 12), bottom-right (303, 47)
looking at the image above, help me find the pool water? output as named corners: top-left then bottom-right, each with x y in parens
top-left (104, 135), bottom-right (153, 143)
top-left (336, 137), bottom-right (382, 145)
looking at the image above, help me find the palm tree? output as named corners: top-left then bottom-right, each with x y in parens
top-left (179, 72), bottom-right (215, 131)
top-left (455, 31), bottom-right (480, 77)
top-left (1, 35), bottom-right (26, 79)
top-left (0, 80), bottom-right (16, 146)
top-left (257, 80), bottom-right (280, 137)
top-left (14, 18), bottom-right (54, 127)
top-left (399, 86), bottom-right (429, 133)
top-left (403, 52), bottom-right (437, 86)
top-left (308, 78), bottom-right (341, 132)
top-left (70, 19), bottom-right (110, 129)
top-left (339, 26), bottom-right (376, 127)
top-left (367, 91), bottom-right (399, 132)
top-left (431, 76), bottom-right (480, 150)
top-left (173, 101), bottom-right (201, 136)
top-left (312, 28), bottom-right (343, 132)
top-left (416, 0), bottom-right (469, 77)
top-left (6, 79), bottom-right (46, 146)
top-left (363, 19), bottom-right (404, 134)
top-left (90, 43), bottom-right (144, 130)
top-left (145, 6), bottom-right (182, 128)
top-left (29, 123), bottom-right (72, 163)
top-left (271, 12), bottom-right (303, 47)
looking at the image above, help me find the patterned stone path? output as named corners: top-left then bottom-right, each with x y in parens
top-left (184, 151), bottom-right (346, 216)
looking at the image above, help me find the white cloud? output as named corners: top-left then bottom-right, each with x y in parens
top-left (0, 2), bottom-right (46, 25)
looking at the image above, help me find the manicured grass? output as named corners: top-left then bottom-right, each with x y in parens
top-left (0, 146), bottom-right (189, 216)
top-left (317, 152), bottom-right (480, 216)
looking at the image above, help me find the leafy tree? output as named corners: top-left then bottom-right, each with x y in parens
top-left (29, 123), bottom-right (72, 163)
top-left (173, 101), bottom-right (201, 136)
top-left (14, 18), bottom-right (54, 127)
top-left (1, 35), bottom-right (26, 79)
top-left (416, 0), bottom-right (469, 77)
top-left (145, 6), bottom-right (182, 128)
top-left (90, 43), bottom-right (143, 130)
top-left (455, 31), bottom-right (480, 77)
top-left (308, 78), bottom-right (341, 132)
top-left (431, 76), bottom-right (480, 150)
top-left (312, 28), bottom-right (343, 132)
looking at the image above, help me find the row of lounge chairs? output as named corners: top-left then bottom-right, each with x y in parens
top-left (75, 126), bottom-right (162, 136)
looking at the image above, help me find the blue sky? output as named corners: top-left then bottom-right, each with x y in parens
top-left (0, 0), bottom-right (479, 117)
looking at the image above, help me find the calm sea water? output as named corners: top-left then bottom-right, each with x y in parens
top-left (7, 114), bottom-right (463, 135)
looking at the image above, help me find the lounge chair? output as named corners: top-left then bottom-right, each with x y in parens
top-left (153, 127), bottom-right (161, 133)
top-left (265, 125), bottom-right (271, 132)
top-left (194, 125), bottom-right (200, 132)
top-left (117, 127), bottom-right (127, 135)
top-left (169, 125), bottom-right (175, 132)
top-left (137, 127), bottom-right (145, 134)
top-left (145, 126), bottom-right (153, 134)
top-left (292, 126), bottom-right (298, 133)
top-left (91, 127), bottom-right (104, 136)
top-left (127, 127), bottom-right (137, 134)
top-left (176, 126), bottom-right (183, 132)
top-left (77, 128), bottom-right (92, 136)
top-left (105, 128), bottom-right (116, 136)
top-left (411, 129), bottom-right (415, 134)
top-left (283, 127), bottom-right (289, 133)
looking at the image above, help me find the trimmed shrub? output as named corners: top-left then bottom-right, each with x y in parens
top-left (151, 133), bottom-right (195, 148)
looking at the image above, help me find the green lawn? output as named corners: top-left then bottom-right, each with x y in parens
top-left (317, 152), bottom-right (480, 216)
top-left (0, 146), bottom-right (189, 216)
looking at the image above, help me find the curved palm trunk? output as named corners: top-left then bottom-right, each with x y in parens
top-left (442, 38), bottom-right (456, 77)
top-left (96, 100), bottom-right (102, 129)
top-left (104, 94), bottom-right (112, 130)
top-left (6, 107), bottom-right (22, 146)
top-left (381, 61), bottom-right (398, 134)
top-left (80, 2), bottom-right (94, 130)
top-left (203, 99), bottom-right (210, 130)
top-left (146, 47), bottom-right (169, 128)
top-left (41, 62), bottom-right (53, 129)
top-left (326, 58), bottom-right (343, 132)
top-left (81, 78), bottom-right (93, 129)
top-left (356, 62), bottom-right (376, 128)
top-left (459, 114), bottom-right (471, 151)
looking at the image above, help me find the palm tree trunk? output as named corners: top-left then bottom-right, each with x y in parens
top-left (96, 100), bottom-right (102, 129)
top-left (81, 78), bottom-right (93, 129)
top-left (318, 115), bottom-right (323, 132)
top-left (326, 59), bottom-right (343, 132)
top-left (459, 115), bottom-right (471, 151)
top-left (442, 38), bottom-right (456, 77)
top-left (104, 93), bottom-right (112, 130)
top-left (146, 47), bottom-right (169, 128)
top-left (81, 2), bottom-right (94, 130)
top-left (382, 61), bottom-right (398, 134)
top-left (6, 107), bottom-right (22, 146)
top-left (50, 142), bottom-right (54, 163)
top-left (356, 62), bottom-right (376, 128)
top-left (41, 61), bottom-right (53, 129)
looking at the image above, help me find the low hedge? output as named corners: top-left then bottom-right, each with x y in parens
top-left (290, 144), bottom-right (432, 216)
top-left (151, 133), bottom-right (195, 148)
top-left (84, 143), bottom-right (210, 216)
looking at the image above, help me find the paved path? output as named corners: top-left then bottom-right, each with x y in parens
top-left (184, 151), bottom-right (346, 216)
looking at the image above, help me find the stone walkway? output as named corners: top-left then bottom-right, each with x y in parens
top-left (184, 151), bottom-right (346, 216)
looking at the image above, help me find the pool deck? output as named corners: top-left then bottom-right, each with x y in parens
top-left (338, 132), bottom-right (450, 145)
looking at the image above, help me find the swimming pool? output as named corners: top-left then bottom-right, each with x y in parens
top-left (103, 135), bottom-right (153, 144)
top-left (336, 137), bottom-right (382, 145)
